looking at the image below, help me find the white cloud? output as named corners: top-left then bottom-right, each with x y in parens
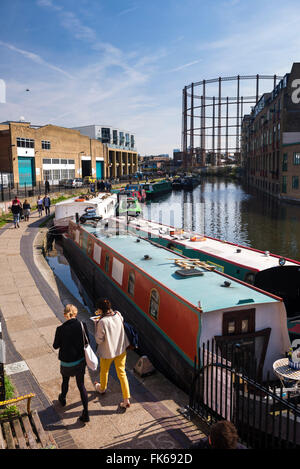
top-left (169, 60), bottom-right (201, 73)
top-left (118, 6), bottom-right (139, 17)
top-left (0, 40), bottom-right (73, 79)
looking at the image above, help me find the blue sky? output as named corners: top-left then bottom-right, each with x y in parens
top-left (1, 0), bottom-right (300, 156)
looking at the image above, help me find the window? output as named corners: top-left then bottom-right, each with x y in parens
top-left (149, 289), bottom-right (159, 320)
top-left (43, 169), bottom-right (52, 181)
top-left (222, 309), bottom-right (255, 336)
top-left (128, 271), bottom-right (135, 296)
top-left (113, 130), bottom-right (118, 145)
top-left (282, 175), bottom-right (287, 193)
top-left (101, 128), bottom-right (111, 144)
top-left (68, 169), bottom-right (75, 178)
top-left (61, 169), bottom-right (68, 179)
top-left (105, 254), bottom-right (110, 273)
top-left (293, 153), bottom-right (300, 165)
top-left (282, 153), bottom-right (288, 172)
top-left (43, 158), bottom-right (51, 164)
top-left (61, 159), bottom-right (67, 165)
top-left (68, 159), bottom-right (75, 165)
top-left (16, 137), bottom-right (34, 148)
top-left (119, 132), bottom-right (125, 146)
top-left (52, 159), bottom-right (59, 164)
top-left (41, 140), bottom-right (51, 150)
top-left (292, 176), bottom-right (299, 190)
top-left (52, 169), bottom-right (60, 180)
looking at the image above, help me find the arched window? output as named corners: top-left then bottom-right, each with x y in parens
top-left (149, 289), bottom-right (159, 320)
top-left (128, 271), bottom-right (135, 296)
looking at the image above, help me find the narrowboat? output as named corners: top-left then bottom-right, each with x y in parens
top-left (116, 196), bottom-right (142, 218)
top-left (112, 217), bottom-right (300, 324)
top-left (172, 177), bottom-right (184, 190)
top-left (112, 185), bottom-right (146, 203)
top-left (63, 220), bottom-right (290, 392)
top-left (182, 175), bottom-right (200, 190)
top-left (53, 192), bottom-right (117, 233)
top-left (141, 180), bottom-right (172, 199)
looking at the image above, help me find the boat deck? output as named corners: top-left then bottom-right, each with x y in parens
top-left (117, 217), bottom-right (299, 272)
top-left (82, 223), bottom-right (280, 313)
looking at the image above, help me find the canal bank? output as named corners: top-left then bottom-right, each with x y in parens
top-left (0, 209), bottom-right (202, 450)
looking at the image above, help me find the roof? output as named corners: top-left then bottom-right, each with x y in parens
top-left (121, 218), bottom-right (299, 272)
top-left (81, 224), bottom-right (279, 313)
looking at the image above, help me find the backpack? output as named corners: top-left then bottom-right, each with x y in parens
top-left (124, 321), bottom-right (139, 350)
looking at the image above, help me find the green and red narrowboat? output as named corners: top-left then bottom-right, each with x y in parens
top-left (63, 220), bottom-right (290, 392)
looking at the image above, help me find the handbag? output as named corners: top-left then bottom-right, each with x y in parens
top-left (81, 322), bottom-right (98, 371)
top-left (116, 311), bottom-right (138, 350)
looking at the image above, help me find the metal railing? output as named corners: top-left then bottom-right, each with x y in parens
top-left (188, 339), bottom-right (300, 449)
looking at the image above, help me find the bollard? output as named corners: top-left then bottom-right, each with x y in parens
top-left (0, 321), bottom-right (6, 402)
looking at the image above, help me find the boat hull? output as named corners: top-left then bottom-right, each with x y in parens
top-left (63, 235), bottom-right (195, 393)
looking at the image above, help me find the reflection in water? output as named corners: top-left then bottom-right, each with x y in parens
top-left (144, 178), bottom-right (300, 261)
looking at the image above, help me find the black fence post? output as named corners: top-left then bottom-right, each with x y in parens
top-left (0, 320), bottom-right (5, 402)
top-left (0, 173), bottom-right (4, 202)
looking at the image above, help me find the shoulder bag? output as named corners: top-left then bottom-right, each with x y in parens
top-left (81, 322), bottom-right (98, 371)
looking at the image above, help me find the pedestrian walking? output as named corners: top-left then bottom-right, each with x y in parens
top-left (93, 298), bottom-right (131, 411)
top-left (22, 199), bottom-right (31, 221)
top-left (53, 304), bottom-right (90, 423)
top-left (11, 197), bottom-right (22, 228)
top-left (37, 196), bottom-right (43, 217)
top-left (45, 179), bottom-right (50, 194)
top-left (43, 194), bottom-right (51, 215)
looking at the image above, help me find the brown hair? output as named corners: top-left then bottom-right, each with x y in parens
top-left (95, 298), bottom-right (112, 317)
top-left (209, 421), bottom-right (239, 449)
top-left (64, 304), bottom-right (78, 320)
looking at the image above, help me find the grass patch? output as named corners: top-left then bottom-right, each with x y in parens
top-left (0, 213), bottom-right (13, 228)
top-left (0, 374), bottom-right (19, 420)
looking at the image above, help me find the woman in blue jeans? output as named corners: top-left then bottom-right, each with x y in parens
top-left (53, 304), bottom-right (90, 423)
top-left (11, 198), bottom-right (22, 228)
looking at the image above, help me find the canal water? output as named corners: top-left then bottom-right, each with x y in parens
top-left (46, 177), bottom-right (300, 309)
top-left (144, 178), bottom-right (300, 261)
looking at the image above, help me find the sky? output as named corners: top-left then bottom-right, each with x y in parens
top-left (1, 0), bottom-right (300, 156)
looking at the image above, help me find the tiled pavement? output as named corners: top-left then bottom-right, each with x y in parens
top-left (0, 210), bottom-right (204, 450)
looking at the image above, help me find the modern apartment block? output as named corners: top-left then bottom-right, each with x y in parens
top-left (72, 124), bottom-right (138, 178)
top-left (241, 62), bottom-right (300, 202)
top-left (0, 121), bottom-right (106, 186)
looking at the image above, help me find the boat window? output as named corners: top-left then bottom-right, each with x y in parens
top-left (128, 271), bottom-right (135, 296)
top-left (149, 289), bottom-right (159, 320)
top-left (87, 238), bottom-right (93, 256)
top-left (222, 309), bottom-right (255, 336)
top-left (244, 272), bottom-right (255, 284)
top-left (105, 254), bottom-right (110, 273)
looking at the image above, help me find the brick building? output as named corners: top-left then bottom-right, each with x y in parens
top-left (0, 121), bottom-right (108, 186)
top-left (72, 124), bottom-right (138, 179)
top-left (241, 63), bottom-right (300, 202)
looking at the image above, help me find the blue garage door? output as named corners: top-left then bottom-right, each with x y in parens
top-left (96, 161), bottom-right (104, 179)
top-left (18, 157), bottom-right (35, 187)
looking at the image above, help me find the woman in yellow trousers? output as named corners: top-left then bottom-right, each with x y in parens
top-left (94, 298), bottom-right (131, 410)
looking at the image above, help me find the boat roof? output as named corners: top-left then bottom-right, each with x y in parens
top-left (120, 217), bottom-right (299, 272)
top-left (55, 193), bottom-right (116, 207)
top-left (81, 223), bottom-right (280, 313)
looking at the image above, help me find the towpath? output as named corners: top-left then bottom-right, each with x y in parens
top-left (0, 209), bottom-right (203, 450)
